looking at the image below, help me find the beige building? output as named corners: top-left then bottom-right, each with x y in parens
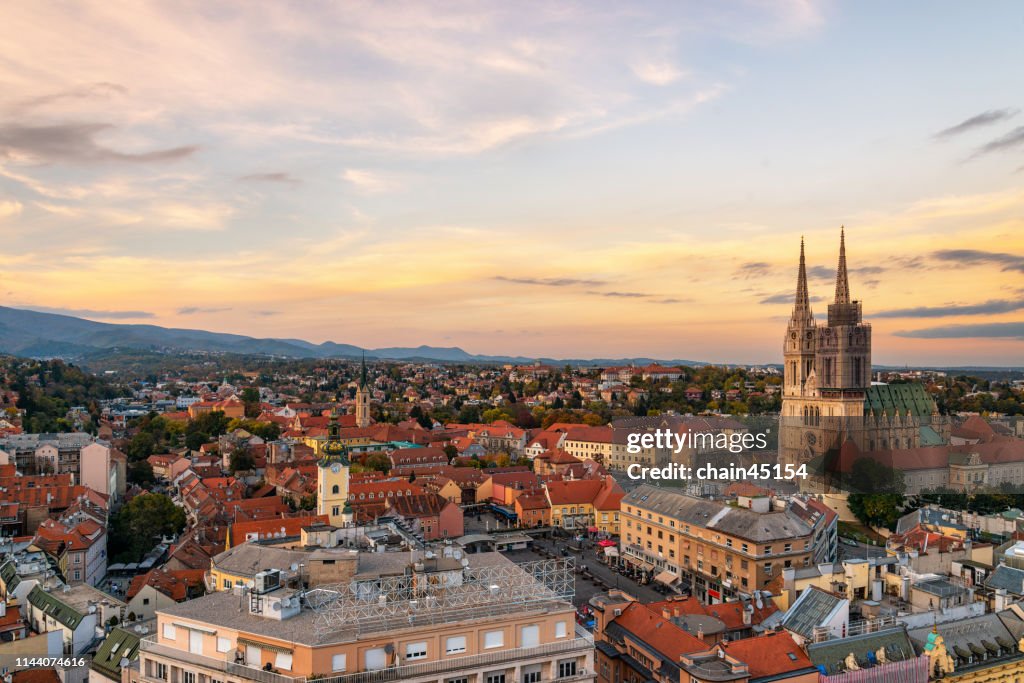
top-left (620, 485), bottom-right (821, 602)
top-left (133, 551), bottom-right (594, 683)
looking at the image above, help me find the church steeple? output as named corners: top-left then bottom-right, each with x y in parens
top-left (359, 351), bottom-right (368, 389)
top-left (834, 226), bottom-right (850, 304)
top-left (792, 236), bottom-right (814, 323)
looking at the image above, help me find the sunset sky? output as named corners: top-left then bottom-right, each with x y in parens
top-left (1, 2), bottom-right (1022, 365)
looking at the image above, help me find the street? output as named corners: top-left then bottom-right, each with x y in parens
top-left (503, 536), bottom-right (669, 608)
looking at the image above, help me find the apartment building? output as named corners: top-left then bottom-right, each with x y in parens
top-left (620, 485), bottom-right (817, 602)
top-left (133, 551), bottom-right (595, 683)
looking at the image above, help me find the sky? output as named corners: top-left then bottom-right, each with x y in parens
top-left (0, 1), bottom-right (1022, 366)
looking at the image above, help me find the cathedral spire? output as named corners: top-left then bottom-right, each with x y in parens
top-left (834, 226), bottom-right (850, 304)
top-left (359, 351), bottom-right (368, 389)
top-left (791, 237), bottom-right (813, 324)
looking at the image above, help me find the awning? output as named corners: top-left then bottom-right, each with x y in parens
top-left (598, 539), bottom-right (617, 548)
top-left (604, 547), bottom-right (620, 557)
top-left (237, 637), bottom-right (293, 654)
top-left (655, 570), bottom-right (678, 585)
top-left (587, 526), bottom-right (599, 533)
top-left (629, 559), bottom-right (653, 571)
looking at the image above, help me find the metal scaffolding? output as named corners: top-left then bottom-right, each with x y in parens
top-left (307, 557), bottom-right (575, 640)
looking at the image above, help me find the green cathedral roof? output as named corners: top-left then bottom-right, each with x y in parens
top-left (864, 383), bottom-right (936, 418)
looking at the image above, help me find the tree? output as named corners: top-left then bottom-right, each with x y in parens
top-left (229, 445), bottom-right (255, 473)
top-left (365, 453), bottom-right (391, 473)
top-left (109, 493), bottom-right (186, 563)
top-left (848, 493), bottom-right (904, 529)
top-left (241, 387), bottom-right (261, 417)
top-left (128, 460), bottom-right (156, 487)
top-left (126, 432), bottom-right (156, 462)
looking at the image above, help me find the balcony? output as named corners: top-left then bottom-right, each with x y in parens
top-left (315, 627), bottom-right (594, 683)
top-left (139, 637), bottom-right (307, 683)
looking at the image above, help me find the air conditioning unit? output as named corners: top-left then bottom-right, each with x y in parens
top-left (613, 608), bottom-right (621, 616)
top-left (579, 668), bottom-right (587, 675)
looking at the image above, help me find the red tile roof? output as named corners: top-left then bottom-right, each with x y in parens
top-left (718, 631), bottom-right (812, 678)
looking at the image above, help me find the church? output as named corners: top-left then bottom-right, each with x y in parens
top-left (779, 229), bottom-right (948, 466)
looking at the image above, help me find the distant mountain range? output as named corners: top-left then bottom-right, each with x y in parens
top-left (0, 306), bottom-right (709, 366)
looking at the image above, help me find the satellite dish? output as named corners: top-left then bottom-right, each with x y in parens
top-left (384, 644), bottom-right (395, 654)
top-left (290, 563), bottom-right (299, 572)
top-left (453, 550), bottom-right (463, 560)
top-left (460, 558), bottom-right (469, 567)
top-left (272, 602), bottom-right (282, 611)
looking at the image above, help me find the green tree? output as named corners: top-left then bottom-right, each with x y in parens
top-left (127, 459), bottom-right (156, 487)
top-left (109, 493), bottom-right (187, 563)
top-left (229, 446), bottom-right (255, 473)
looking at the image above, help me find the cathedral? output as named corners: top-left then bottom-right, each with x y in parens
top-left (779, 229), bottom-right (947, 466)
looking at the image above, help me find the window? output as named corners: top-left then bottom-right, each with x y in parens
top-left (485, 672), bottom-right (506, 683)
top-left (217, 637), bottom-right (231, 653)
top-left (162, 623), bottom-right (176, 640)
top-left (406, 642), bottom-right (427, 661)
top-left (143, 598), bottom-right (150, 605)
top-left (520, 624), bottom-right (540, 648)
top-left (183, 673), bottom-right (196, 683)
top-left (558, 659), bottom-right (578, 678)
top-left (331, 654), bottom-right (347, 672)
top-left (332, 485), bottom-right (340, 494)
top-left (276, 652), bottom-right (293, 671)
top-left (523, 664), bottom-right (542, 683)
top-left (154, 663), bottom-right (167, 681)
top-left (365, 648), bottom-right (387, 671)
top-left (484, 630), bottom-right (504, 649)
top-left (188, 629), bottom-right (203, 654)
top-left (784, 543), bottom-right (792, 552)
top-left (555, 621), bottom-right (568, 638)
top-left (223, 579), bottom-right (231, 589)
top-left (447, 678), bottom-right (469, 683)
top-left (445, 635), bottom-right (467, 655)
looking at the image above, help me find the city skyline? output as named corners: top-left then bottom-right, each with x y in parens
top-left (1, 2), bottom-right (1023, 365)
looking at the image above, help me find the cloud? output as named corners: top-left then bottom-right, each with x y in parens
top-left (632, 61), bottom-right (685, 86)
top-left (494, 276), bottom-right (608, 287)
top-left (588, 290), bottom-right (650, 298)
top-left (894, 322), bottom-right (1024, 339)
top-left (239, 172), bottom-right (301, 184)
top-left (253, 310), bottom-right (281, 317)
top-left (931, 249), bottom-right (1024, 273)
top-left (178, 306), bottom-right (233, 315)
top-left (874, 299), bottom-right (1024, 318)
top-left (0, 200), bottom-right (22, 219)
top-left (342, 169), bottom-right (398, 193)
top-left (0, 123), bottom-right (198, 164)
top-left (971, 125), bottom-right (1024, 158)
top-left (651, 298), bottom-right (688, 304)
top-left (934, 109), bottom-right (1018, 139)
top-left (735, 261), bottom-right (773, 278)
top-left (759, 292), bottom-right (825, 305)
top-left (25, 305), bottom-right (155, 319)
top-left (11, 82), bottom-right (128, 112)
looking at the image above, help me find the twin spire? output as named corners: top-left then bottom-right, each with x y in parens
top-left (793, 227), bottom-right (851, 315)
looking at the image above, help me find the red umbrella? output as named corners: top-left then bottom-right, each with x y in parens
top-left (598, 539), bottom-right (617, 547)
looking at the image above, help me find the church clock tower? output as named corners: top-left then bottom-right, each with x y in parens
top-left (355, 354), bottom-right (371, 428)
top-left (317, 403), bottom-right (353, 526)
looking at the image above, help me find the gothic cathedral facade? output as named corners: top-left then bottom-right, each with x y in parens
top-left (780, 229), bottom-right (945, 465)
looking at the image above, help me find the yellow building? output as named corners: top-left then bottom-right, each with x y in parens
top-left (913, 608), bottom-right (1024, 681)
top-left (317, 408), bottom-right (353, 527)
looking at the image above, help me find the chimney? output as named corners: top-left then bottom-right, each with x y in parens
top-left (662, 608), bottom-right (672, 619)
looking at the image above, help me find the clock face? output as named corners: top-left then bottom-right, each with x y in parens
top-left (331, 463), bottom-right (341, 473)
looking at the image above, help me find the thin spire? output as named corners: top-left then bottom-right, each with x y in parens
top-left (360, 351), bottom-right (368, 389)
top-left (834, 226), bottom-right (850, 304)
top-left (793, 236), bottom-right (812, 316)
